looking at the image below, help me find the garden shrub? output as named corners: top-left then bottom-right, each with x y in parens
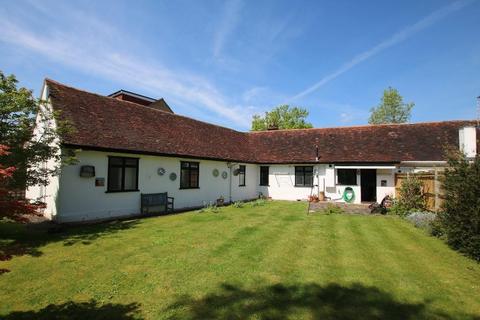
top-left (232, 201), bottom-right (244, 208)
top-left (438, 150), bottom-right (480, 261)
top-left (250, 199), bottom-right (267, 207)
top-left (197, 203), bottom-right (219, 213)
top-left (389, 176), bottom-right (426, 216)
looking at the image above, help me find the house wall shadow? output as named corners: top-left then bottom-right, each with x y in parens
top-left (167, 282), bottom-right (479, 320)
top-left (1, 300), bottom-right (141, 320)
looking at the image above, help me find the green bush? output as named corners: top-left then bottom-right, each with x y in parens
top-left (197, 203), bottom-right (219, 213)
top-left (232, 201), bottom-right (244, 208)
top-left (438, 151), bottom-right (480, 261)
top-left (250, 199), bottom-right (267, 207)
top-left (389, 176), bottom-right (426, 216)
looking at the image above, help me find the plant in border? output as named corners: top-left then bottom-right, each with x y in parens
top-left (438, 149), bottom-right (480, 261)
top-left (322, 203), bottom-right (345, 215)
top-left (389, 175), bottom-right (426, 216)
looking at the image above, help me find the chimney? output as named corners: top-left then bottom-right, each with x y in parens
top-left (459, 126), bottom-right (477, 158)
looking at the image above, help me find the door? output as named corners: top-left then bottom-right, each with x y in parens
top-left (361, 169), bottom-right (377, 202)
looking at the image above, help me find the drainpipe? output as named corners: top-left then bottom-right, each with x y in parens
top-left (227, 162), bottom-right (237, 204)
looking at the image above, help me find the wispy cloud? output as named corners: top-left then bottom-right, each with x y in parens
top-left (0, 3), bottom-right (254, 129)
top-left (212, 0), bottom-right (243, 58)
top-left (289, 0), bottom-right (474, 101)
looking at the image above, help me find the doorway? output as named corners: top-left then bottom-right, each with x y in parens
top-left (361, 169), bottom-right (376, 202)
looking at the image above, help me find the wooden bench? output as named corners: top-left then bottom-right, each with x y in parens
top-left (141, 192), bottom-right (174, 215)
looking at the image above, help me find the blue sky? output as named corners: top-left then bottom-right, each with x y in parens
top-left (0, 0), bottom-right (479, 130)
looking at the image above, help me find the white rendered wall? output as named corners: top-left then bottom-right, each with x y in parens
top-left (56, 150), bottom-right (258, 222)
top-left (257, 165), bottom-right (396, 204)
top-left (258, 164), bottom-right (322, 201)
top-left (25, 84), bottom-right (60, 219)
top-left (376, 169), bottom-right (395, 202)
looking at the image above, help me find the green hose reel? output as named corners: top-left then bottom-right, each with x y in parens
top-left (343, 187), bottom-right (355, 203)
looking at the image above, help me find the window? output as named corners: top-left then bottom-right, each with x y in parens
top-left (260, 166), bottom-right (269, 186)
top-left (337, 169), bottom-right (357, 185)
top-left (107, 156), bottom-right (139, 192)
top-left (180, 161), bottom-right (199, 189)
top-left (295, 166), bottom-right (313, 187)
top-left (238, 165), bottom-right (246, 186)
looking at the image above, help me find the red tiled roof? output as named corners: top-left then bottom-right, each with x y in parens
top-left (46, 79), bottom-right (477, 164)
top-left (47, 79), bottom-right (254, 162)
top-left (250, 123), bottom-right (479, 163)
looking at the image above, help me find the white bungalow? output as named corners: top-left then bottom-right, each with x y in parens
top-left (27, 79), bottom-right (478, 222)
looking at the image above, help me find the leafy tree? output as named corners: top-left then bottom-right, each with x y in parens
top-left (251, 105), bottom-right (313, 131)
top-left (0, 71), bottom-right (72, 220)
top-left (368, 87), bottom-right (414, 124)
top-left (0, 145), bottom-right (43, 222)
top-left (438, 150), bottom-right (480, 261)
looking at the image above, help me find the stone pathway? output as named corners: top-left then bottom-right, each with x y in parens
top-left (309, 201), bottom-right (372, 214)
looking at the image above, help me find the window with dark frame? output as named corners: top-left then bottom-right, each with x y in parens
top-left (260, 166), bottom-right (269, 186)
top-left (107, 156), bottom-right (139, 192)
top-left (337, 169), bottom-right (357, 185)
top-left (180, 161), bottom-right (199, 189)
top-left (238, 165), bottom-right (246, 186)
top-left (295, 166), bottom-right (313, 187)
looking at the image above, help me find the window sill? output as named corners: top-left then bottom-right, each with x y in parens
top-left (179, 187), bottom-right (200, 190)
top-left (259, 185), bottom-right (270, 187)
top-left (239, 185), bottom-right (246, 187)
top-left (105, 189), bottom-right (140, 193)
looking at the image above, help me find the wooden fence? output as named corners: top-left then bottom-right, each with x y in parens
top-left (395, 172), bottom-right (444, 211)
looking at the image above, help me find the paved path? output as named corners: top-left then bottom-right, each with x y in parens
top-left (309, 201), bottom-right (372, 214)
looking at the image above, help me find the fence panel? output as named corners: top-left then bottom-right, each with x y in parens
top-left (395, 173), bottom-right (443, 211)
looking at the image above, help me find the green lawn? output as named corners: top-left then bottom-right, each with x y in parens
top-left (1, 201), bottom-right (479, 319)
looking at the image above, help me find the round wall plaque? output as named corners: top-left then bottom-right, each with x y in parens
top-left (169, 172), bottom-right (177, 181)
top-left (221, 171), bottom-right (228, 179)
top-left (157, 167), bottom-right (166, 176)
top-left (212, 169), bottom-right (219, 177)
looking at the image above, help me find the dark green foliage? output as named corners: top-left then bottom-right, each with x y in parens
top-left (439, 151), bottom-right (480, 261)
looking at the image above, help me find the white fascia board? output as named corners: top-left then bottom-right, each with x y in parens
top-left (335, 165), bottom-right (396, 169)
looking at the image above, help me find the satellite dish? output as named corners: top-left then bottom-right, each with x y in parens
top-left (233, 168), bottom-right (240, 176)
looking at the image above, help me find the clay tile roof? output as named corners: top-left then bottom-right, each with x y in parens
top-left (45, 79), bottom-right (478, 164)
top-left (250, 122), bottom-right (479, 163)
top-left (46, 79), bottom-right (255, 162)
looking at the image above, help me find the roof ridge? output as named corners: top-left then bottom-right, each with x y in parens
top-left (45, 78), bottom-right (247, 135)
top-left (248, 119), bottom-right (476, 134)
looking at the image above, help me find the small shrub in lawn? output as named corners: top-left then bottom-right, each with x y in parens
top-left (322, 203), bottom-right (345, 215)
top-left (250, 199), bottom-right (267, 207)
top-left (405, 212), bottom-right (437, 232)
top-left (197, 203), bottom-right (219, 213)
top-left (232, 201), bottom-right (244, 208)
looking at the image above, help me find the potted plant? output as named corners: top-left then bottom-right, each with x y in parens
top-left (216, 195), bottom-right (225, 207)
